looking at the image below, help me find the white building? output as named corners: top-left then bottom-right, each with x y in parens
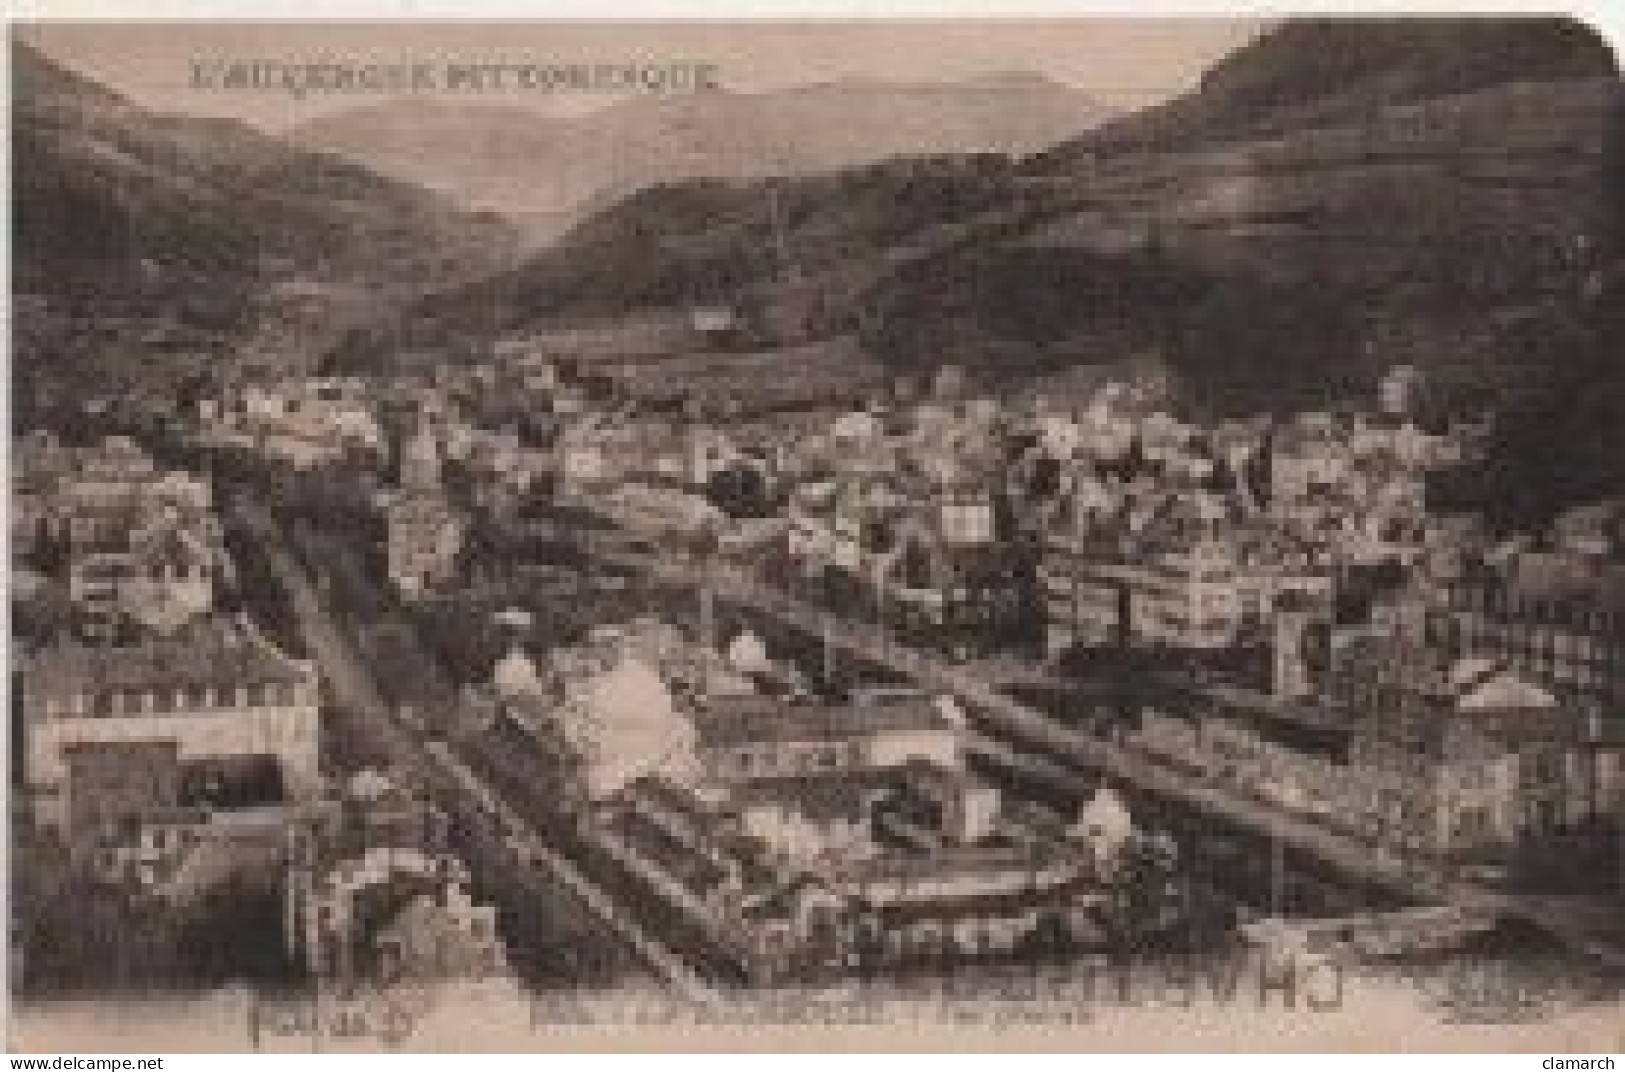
top-left (21, 621), bottom-right (322, 834)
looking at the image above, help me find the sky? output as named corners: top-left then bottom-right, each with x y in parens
top-left (16, 19), bottom-right (1265, 129)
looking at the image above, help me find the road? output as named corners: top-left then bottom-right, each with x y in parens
top-left (232, 497), bottom-right (721, 1002)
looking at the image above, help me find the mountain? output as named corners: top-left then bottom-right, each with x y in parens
top-left (352, 18), bottom-right (1623, 522)
top-left (11, 40), bottom-right (520, 420)
top-left (288, 73), bottom-right (1115, 238)
top-left (1031, 18), bottom-right (1618, 164)
top-left (997, 17), bottom-right (1622, 416)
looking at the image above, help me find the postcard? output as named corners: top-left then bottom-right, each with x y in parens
top-left (8, 12), bottom-right (1625, 1054)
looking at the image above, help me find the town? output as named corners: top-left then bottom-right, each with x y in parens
top-left (12, 311), bottom-right (1625, 1019)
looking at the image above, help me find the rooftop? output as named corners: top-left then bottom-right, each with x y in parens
top-left (829, 841), bottom-right (1070, 883)
top-left (26, 619), bottom-right (310, 699)
top-left (725, 766), bottom-right (932, 822)
top-left (692, 692), bottom-right (954, 749)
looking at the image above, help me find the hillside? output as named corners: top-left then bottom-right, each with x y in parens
top-left (914, 75), bottom-right (1620, 410)
top-left (327, 151), bottom-right (1034, 368)
top-left (11, 41), bottom-right (521, 420)
top-left (1031, 17), bottom-right (1617, 164)
top-left (997, 16), bottom-right (1620, 412)
top-left (345, 18), bottom-right (1624, 522)
top-left (288, 74), bottom-right (1114, 237)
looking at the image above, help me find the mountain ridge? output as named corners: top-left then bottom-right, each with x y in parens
top-left (287, 73), bottom-right (1116, 233)
top-left (11, 39), bottom-right (522, 421)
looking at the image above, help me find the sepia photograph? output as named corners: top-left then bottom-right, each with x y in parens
top-left (6, 10), bottom-right (1625, 1056)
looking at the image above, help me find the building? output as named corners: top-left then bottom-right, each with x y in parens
top-left (286, 770), bottom-right (508, 986)
top-left (1271, 589), bottom-right (1335, 701)
top-left (811, 842), bottom-right (1105, 964)
top-left (1041, 546), bottom-right (1327, 657)
top-left (1425, 554), bottom-right (1625, 740)
top-left (1378, 364), bottom-right (1424, 418)
top-left (382, 424), bottom-right (466, 599)
top-left (682, 687), bottom-right (1011, 881)
top-left (598, 688), bottom-right (1114, 976)
top-left (554, 417), bottom-right (631, 494)
top-left (25, 439), bottom-right (212, 558)
top-left (1039, 546), bottom-right (1131, 657)
top-left (79, 802), bottom-right (292, 903)
top-left (1130, 536), bottom-right (1250, 651)
top-left (15, 435), bottom-right (225, 640)
top-left (1335, 621), bottom-right (1619, 857)
top-left (66, 507), bottom-right (221, 636)
top-left (20, 619), bottom-right (322, 835)
top-left (880, 539), bottom-right (1036, 651)
top-left (11, 429), bottom-right (73, 562)
top-left (201, 378), bottom-right (383, 469)
top-left (510, 649), bottom-right (702, 803)
top-left (384, 493), bottom-right (465, 599)
top-left (691, 687), bottom-right (962, 788)
top-left (876, 507), bottom-right (1037, 651)
top-left (1269, 417), bottom-right (1354, 505)
top-left (1042, 486), bottom-right (1332, 662)
top-left (606, 480), bottom-right (725, 539)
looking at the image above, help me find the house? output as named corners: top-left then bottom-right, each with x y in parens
top-left (1269, 417), bottom-right (1354, 505)
top-left (1132, 534), bottom-right (1249, 651)
top-left (1550, 500), bottom-right (1625, 558)
top-left (1038, 544), bottom-right (1130, 658)
top-left (691, 305), bottom-right (740, 342)
top-left (1378, 365), bottom-right (1424, 417)
top-left (1426, 554), bottom-right (1625, 738)
top-left (30, 439), bottom-right (211, 557)
top-left (16, 435), bottom-right (226, 643)
top-left (1340, 633), bottom-right (1618, 856)
top-left (203, 379), bottom-right (383, 468)
top-left (81, 802), bottom-right (291, 903)
top-left (11, 429), bottom-right (74, 560)
top-left (554, 416), bottom-right (629, 493)
top-left (1271, 589), bottom-right (1335, 701)
top-left (66, 506), bottom-right (221, 637)
top-left (607, 480), bottom-right (724, 539)
top-left (874, 492), bottom-right (1037, 650)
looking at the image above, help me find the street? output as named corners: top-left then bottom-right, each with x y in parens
top-left (231, 495), bottom-right (716, 998)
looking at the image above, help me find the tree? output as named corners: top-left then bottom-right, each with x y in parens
top-left (705, 460), bottom-right (772, 519)
top-left (1098, 833), bottom-right (1187, 958)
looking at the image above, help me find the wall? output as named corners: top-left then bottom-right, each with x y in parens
top-left (29, 702), bottom-right (321, 832)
